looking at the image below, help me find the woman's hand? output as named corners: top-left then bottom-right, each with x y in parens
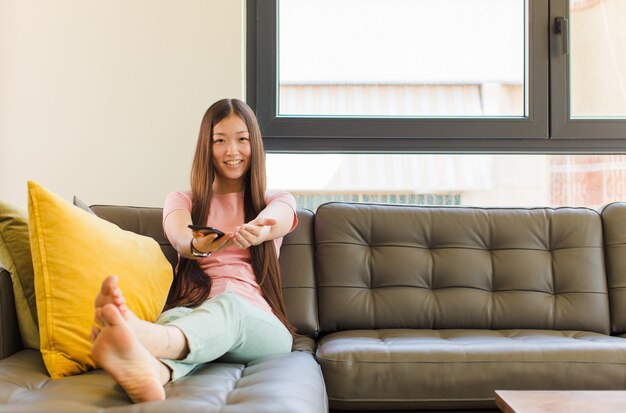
top-left (232, 218), bottom-right (277, 249)
top-left (191, 230), bottom-right (234, 255)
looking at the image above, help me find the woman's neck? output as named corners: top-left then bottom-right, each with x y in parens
top-left (212, 178), bottom-right (244, 194)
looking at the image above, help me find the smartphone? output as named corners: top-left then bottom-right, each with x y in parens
top-left (187, 224), bottom-right (225, 239)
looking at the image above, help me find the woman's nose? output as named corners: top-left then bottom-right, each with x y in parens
top-left (226, 140), bottom-right (239, 155)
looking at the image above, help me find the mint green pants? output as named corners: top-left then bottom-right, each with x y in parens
top-left (156, 292), bottom-right (293, 380)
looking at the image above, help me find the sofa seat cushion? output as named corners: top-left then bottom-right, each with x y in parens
top-left (0, 350), bottom-right (327, 413)
top-left (317, 329), bottom-right (626, 411)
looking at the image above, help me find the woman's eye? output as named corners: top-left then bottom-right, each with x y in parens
top-left (239, 136), bottom-right (249, 142)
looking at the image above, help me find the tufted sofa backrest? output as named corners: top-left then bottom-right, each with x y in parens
top-left (315, 202), bottom-right (610, 335)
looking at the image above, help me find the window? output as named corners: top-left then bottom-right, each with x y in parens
top-left (248, 0), bottom-right (626, 151)
top-left (266, 153), bottom-right (626, 210)
top-left (251, 1), bottom-right (626, 210)
top-left (278, 0), bottom-right (527, 118)
top-left (551, 0), bottom-right (626, 139)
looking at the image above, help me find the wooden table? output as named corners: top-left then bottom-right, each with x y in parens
top-left (495, 390), bottom-right (626, 413)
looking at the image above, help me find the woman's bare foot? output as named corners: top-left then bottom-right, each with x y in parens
top-left (91, 275), bottom-right (128, 343)
top-left (91, 303), bottom-right (168, 403)
top-left (92, 275), bottom-right (189, 360)
top-left (95, 275), bottom-right (128, 316)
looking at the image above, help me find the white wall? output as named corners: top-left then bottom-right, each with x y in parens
top-left (0, 0), bottom-right (245, 209)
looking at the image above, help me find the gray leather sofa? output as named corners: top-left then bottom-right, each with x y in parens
top-left (3, 201), bottom-right (626, 412)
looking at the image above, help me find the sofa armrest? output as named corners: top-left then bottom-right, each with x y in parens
top-left (0, 267), bottom-right (22, 359)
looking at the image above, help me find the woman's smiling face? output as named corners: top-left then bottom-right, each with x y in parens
top-left (211, 113), bottom-right (252, 191)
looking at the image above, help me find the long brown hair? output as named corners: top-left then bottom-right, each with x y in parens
top-left (167, 99), bottom-right (296, 336)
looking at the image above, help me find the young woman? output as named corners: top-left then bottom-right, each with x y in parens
top-left (90, 98), bottom-right (298, 403)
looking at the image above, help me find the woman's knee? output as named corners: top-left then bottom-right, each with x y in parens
top-left (204, 292), bottom-right (241, 317)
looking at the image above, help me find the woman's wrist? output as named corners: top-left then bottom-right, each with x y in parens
top-left (189, 238), bottom-right (210, 258)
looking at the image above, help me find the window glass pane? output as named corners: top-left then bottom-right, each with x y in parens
top-left (267, 154), bottom-right (626, 210)
top-left (570, 0), bottom-right (626, 118)
top-left (278, 0), bottom-right (527, 118)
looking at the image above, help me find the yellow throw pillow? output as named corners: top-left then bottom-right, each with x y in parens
top-left (27, 181), bottom-right (173, 378)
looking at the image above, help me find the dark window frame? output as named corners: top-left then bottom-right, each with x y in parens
top-left (247, 0), bottom-right (626, 153)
